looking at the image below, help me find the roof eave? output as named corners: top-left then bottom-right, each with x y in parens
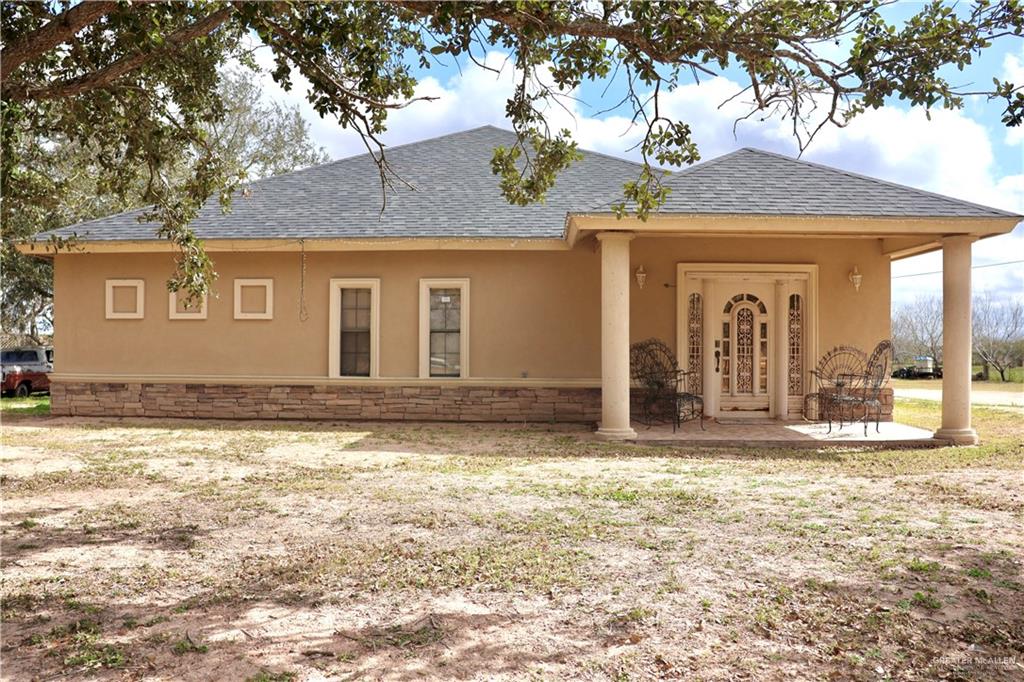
top-left (15, 235), bottom-right (575, 256)
top-left (567, 212), bottom-right (1021, 238)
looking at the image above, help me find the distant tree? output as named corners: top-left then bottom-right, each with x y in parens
top-left (890, 304), bottom-right (915, 365)
top-left (205, 70), bottom-right (330, 180)
top-left (973, 293), bottom-right (1024, 382)
top-left (0, 68), bottom-right (328, 341)
top-left (2, 1), bottom-right (1021, 300)
top-left (893, 296), bottom-right (944, 366)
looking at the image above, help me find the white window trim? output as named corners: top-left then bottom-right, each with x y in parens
top-left (168, 291), bottom-right (208, 320)
top-left (419, 278), bottom-right (470, 379)
top-left (105, 279), bottom-right (145, 319)
top-left (233, 278), bottom-right (274, 320)
top-left (328, 278), bottom-right (381, 378)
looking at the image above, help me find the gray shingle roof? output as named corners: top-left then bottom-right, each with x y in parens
top-left (605, 147), bottom-right (1017, 218)
top-left (44, 128), bottom-right (1018, 243)
top-left (45, 125), bottom-right (646, 242)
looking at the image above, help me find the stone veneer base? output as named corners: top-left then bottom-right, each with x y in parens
top-left (50, 381), bottom-right (603, 423)
top-left (49, 381), bottom-right (893, 424)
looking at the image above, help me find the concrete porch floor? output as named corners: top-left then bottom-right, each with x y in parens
top-left (628, 418), bottom-right (939, 448)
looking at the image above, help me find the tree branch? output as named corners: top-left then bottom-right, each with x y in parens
top-left (8, 6), bottom-right (236, 102)
top-left (0, 1), bottom-right (121, 82)
top-left (258, 15), bottom-right (439, 111)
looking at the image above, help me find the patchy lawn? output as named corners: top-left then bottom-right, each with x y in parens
top-left (890, 378), bottom-right (1024, 393)
top-left (1, 402), bottom-right (1022, 680)
top-left (1, 395), bottom-right (50, 416)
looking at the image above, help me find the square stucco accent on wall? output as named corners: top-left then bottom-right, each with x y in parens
top-left (105, 279), bottom-right (145, 319)
top-left (234, 278), bottom-right (274, 319)
top-left (169, 290), bottom-right (208, 320)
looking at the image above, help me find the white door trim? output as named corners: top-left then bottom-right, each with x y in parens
top-left (676, 263), bottom-right (819, 420)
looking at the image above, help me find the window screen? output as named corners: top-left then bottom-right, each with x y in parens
top-left (429, 288), bottom-right (461, 377)
top-left (340, 288), bottom-right (371, 376)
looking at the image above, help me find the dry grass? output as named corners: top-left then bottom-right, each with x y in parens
top-left (1, 402), bottom-right (1022, 680)
top-left (890, 377), bottom-right (1024, 393)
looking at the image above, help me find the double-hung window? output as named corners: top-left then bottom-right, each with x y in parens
top-left (341, 289), bottom-right (372, 376)
top-left (419, 278), bottom-right (469, 378)
top-left (329, 279), bottom-right (380, 378)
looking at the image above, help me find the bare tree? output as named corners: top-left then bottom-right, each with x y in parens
top-left (892, 296), bottom-right (944, 366)
top-left (973, 293), bottom-right (1024, 382)
top-left (891, 304), bottom-right (915, 365)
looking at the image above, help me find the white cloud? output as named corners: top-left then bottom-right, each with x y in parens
top-left (1002, 53), bottom-right (1024, 147)
top-left (243, 48), bottom-right (520, 159)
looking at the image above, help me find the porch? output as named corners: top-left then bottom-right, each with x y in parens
top-left (588, 229), bottom-right (984, 445)
top-left (625, 418), bottom-right (938, 448)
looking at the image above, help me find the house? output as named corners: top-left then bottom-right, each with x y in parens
top-left (21, 126), bottom-right (1020, 443)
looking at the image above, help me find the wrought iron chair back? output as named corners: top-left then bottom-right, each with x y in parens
top-left (866, 339), bottom-right (893, 392)
top-left (805, 341), bottom-right (892, 434)
top-left (804, 345), bottom-right (867, 426)
top-left (841, 340), bottom-right (892, 434)
top-left (630, 339), bottom-right (679, 394)
top-left (812, 346), bottom-right (869, 387)
top-left (629, 338), bottom-right (704, 431)
top-left (864, 357), bottom-right (890, 399)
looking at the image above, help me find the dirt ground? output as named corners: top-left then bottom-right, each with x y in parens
top-left (1, 401), bottom-right (1022, 681)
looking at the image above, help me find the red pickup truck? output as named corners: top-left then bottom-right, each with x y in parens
top-left (1, 347), bottom-right (53, 397)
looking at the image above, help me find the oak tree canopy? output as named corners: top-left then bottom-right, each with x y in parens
top-left (2, 0), bottom-right (1021, 303)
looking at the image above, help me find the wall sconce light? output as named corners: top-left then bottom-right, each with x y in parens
top-left (849, 266), bottom-right (863, 292)
top-left (635, 265), bottom-right (647, 289)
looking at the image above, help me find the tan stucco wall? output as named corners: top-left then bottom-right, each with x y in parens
top-left (628, 236), bottom-right (890, 355)
top-left (52, 236), bottom-right (889, 379)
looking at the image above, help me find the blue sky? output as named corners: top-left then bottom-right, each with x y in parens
top-left (243, 7), bottom-right (1023, 304)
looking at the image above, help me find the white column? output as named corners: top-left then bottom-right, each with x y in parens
top-left (701, 278), bottom-right (717, 419)
top-left (773, 279), bottom-right (789, 419)
top-left (595, 232), bottom-right (637, 440)
top-left (935, 235), bottom-right (978, 445)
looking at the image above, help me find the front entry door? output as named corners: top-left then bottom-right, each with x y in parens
top-left (679, 265), bottom-right (814, 421)
top-left (714, 283), bottom-right (774, 415)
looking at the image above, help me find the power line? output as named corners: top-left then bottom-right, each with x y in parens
top-left (892, 259), bottom-right (1024, 279)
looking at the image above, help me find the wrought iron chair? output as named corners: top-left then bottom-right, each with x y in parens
top-left (866, 339), bottom-right (894, 380)
top-left (804, 345), bottom-right (868, 432)
top-left (831, 340), bottom-right (892, 435)
top-left (629, 338), bottom-right (704, 431)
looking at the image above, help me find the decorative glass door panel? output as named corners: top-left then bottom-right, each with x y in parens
top-left (687, 293), bottom-right (703, 395)
top-left (735, 307), bottom-right (754, 393)
top-left (788, 294), bottom-right (804, 395)
top-left (718, 288), bottom-right (772, 414)
top-left (680, 266), bottom-right (813, 421)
